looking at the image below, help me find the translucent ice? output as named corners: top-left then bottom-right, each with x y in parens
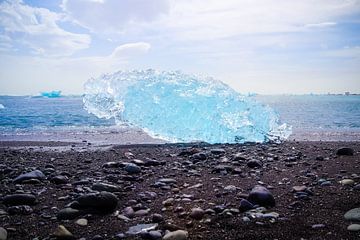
top-left (40, 91), bottom-right (62, 98)
top-left (83, 70), bottom-right (291, 143)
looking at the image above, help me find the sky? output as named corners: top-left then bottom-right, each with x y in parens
top-left (0, 0), bottom-right (360, 95)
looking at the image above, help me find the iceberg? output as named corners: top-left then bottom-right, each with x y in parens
top-left (39, 91), bottom-right (62, 98)
top-left (83, 69), bottom-right (291, 143)
top-left (0, 103), bottom-right (4, 109)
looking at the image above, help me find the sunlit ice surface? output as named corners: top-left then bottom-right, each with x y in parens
top-left (83, 69), bottom-right (291, 144)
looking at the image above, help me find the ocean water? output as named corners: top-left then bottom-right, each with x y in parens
top-left (0, 94), bottom-right (359, 143)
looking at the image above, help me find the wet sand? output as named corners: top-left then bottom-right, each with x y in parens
top-left (0, 140), bottom-right (359, 240)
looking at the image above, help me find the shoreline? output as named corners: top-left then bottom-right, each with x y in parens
top-left (0, 140), bottom-right (359, 239)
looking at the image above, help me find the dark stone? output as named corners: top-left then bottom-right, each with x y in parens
top-left (248, 185), bottom-right (275, 207)
top-left (51, 175), bottom-right (69, 184)
top-left (239, 199), bottom-right (254, 212)
top-left (75, 191), bottom-right (118, 213)
top-left (192, 152), bottom-right (207, 161)
top-left (57, 207), bottom-right (82, 220)
top-left (247, 160), bottom-right (262, 168)
top-left (336, 147), bottom-right (354, 156)
top-left (7, 205), bottom-right (33, 215)
top-left (210, 148), bottom-right (225, 155)
top-left (124, 163), bottom-right (141, 174)
top-left (92, 182), bottom-right (121, 192)
top-left (152, 213), bottom-right (164, 223)
top-left (3, 194), bottom-right (36, 206)
top-left (13, 170), bottom-right (45, 183)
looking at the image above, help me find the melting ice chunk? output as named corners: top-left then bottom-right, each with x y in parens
top-left (83, 69), bottom-right (291, 143)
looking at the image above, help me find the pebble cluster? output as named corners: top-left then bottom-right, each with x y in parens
top-left (0, 142), bottom-right (359, 239)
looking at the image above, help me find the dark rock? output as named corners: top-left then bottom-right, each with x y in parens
top-left (192, 152), bottom-right (207, 161)
top-left (7, 205), bottom-right (33, 215)
top-left (210, 148), bottom-right (225, 155)
top-left (239, 199), bottom-right (254, 212)
top-left (124, 163), bottom-right (141, 174)
top-left (336, 147), bottom-right (354, 156)
top-left (247, 160), bottom-right (262, 168)
top-left (75, 191), bottom-right (118, 213)
top-left (57, 208), bottom-right (82, 220)
top-left (51, 175), bottom-right (69, 184)
top-left (13, 170), bottom-right (45, 183)
top-left (190, 208), bottom-right (204, 220)
top-left (248, 185), bottom-right (275, 207)
top-left (92, 182), bottom-right (121, 192)
top-left (152, 213), bottom-right (164, 223)
top-left (103, 162), bottom-right (122, 168)
top-left (3, 194), bottom-right (36, 206)
top-left (212, 165), bottom-right (234, 174)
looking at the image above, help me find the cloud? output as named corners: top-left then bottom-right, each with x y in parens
top-left (0, 42), bottom-right (152, 94)
top-left (62, 0), bottom-right (170, 33)
top-left (0, 0), bottom-right (91, 56)
top-left (305, 22), bottom-right (337, 28)
top-left (110, 42), bottom-right (151, 58)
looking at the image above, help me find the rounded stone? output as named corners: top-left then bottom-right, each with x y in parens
top-left (163, 230), bottom-right (188, 240)
top-left (339, 179), bottom-right (354, 186)
top-left (248, 185), bottom-right (275, 207)
top-left (53, 225), bottom-right (74, 239)
top-left (189, 208), bottom-right (205, 220)
top-left (247, 160), bottom-right (262, 168)
top-left (3, 194), bottom-right (36, 206)
top-left (336, 147), bottom-right (354, 156)
top-left (13, 170), bottom-right (46, 183)
top-left (75, 218), bottom-right (88, 226)
top-left (57, 208), bottom-right (81, 220)
top-left (76, 191), bottom-right (118, 213)
top-left (0, 227), bottom-right (7, 240)
top-left (344, 208), bottom-right (360, 221)
top-left (347, 224), bottom-right (360, 232)
top-left (124, 163), bottom-right (141, 174)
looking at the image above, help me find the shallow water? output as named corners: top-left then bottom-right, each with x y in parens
top-left (0, 94), bottom-right (359, 143)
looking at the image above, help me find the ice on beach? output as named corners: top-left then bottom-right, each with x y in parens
top-left (83, 69), bottom-right (291, 143)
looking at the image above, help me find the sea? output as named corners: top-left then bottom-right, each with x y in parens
top-left (0, 94), bottom-right (359, 144)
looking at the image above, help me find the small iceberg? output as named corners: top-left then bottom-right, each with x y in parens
top-left (83, 69), bottom-right (291, 143)
top-left (37, 90), bottom-right (62, 98)
top-left (0, 103), bottom-right (4, 109)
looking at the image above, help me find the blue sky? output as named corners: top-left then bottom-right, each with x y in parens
top-left (0, 0), bottom-right (359, 95)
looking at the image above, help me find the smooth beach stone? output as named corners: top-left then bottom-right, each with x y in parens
top-left (163, 230), bottom-right (188, 240)
top-left (126, 223), bottom-right (158, 235)
top-left (210, 148), bottom-right (225, 155)
top-left (148, 230), bottom-right (162, 239)
top-left (158, 178), bottom-right (177, 184)
top-left (189, 208), bottom-right (205, 220)
top-left (336, 147), bottom-right (354, 156)
top-left (53, 225), bottom-right (74, 239)
top-left (248, 185), bottom-right (275, 207)
top-left (247, 159), bottom-right (262, 168)
top-left (344, 208), bottom-right (360, 221)
top-left (239, 199), bottom-right (254, 212)
top-left (51, 175), bottom-right (69, 184)
top-left (347, 224), bottom-right (360, 232)
top-left (57, 208), bottom-right (81, 220)
top-left (3, 194), bottom-right (36, 206)
top-left (124, 163), bottom-right (141, 174)
top-left (13, 170), bottom-right (45, 183)
top-left (0, 227), bottom-right (7, 240)
top-left (76, 191), bottom-right (118, 212)
top-left (75, 218), bottom-right (88, 226)
top-left (152, 213), bottom-right (164, 223)
top-left (92, 182), bottom-right (121, 192)
top-left (339, 179), bottom-right (354, 186)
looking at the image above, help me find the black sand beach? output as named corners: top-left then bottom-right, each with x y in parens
top-left (0, 140), bottom-right (359, 240)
